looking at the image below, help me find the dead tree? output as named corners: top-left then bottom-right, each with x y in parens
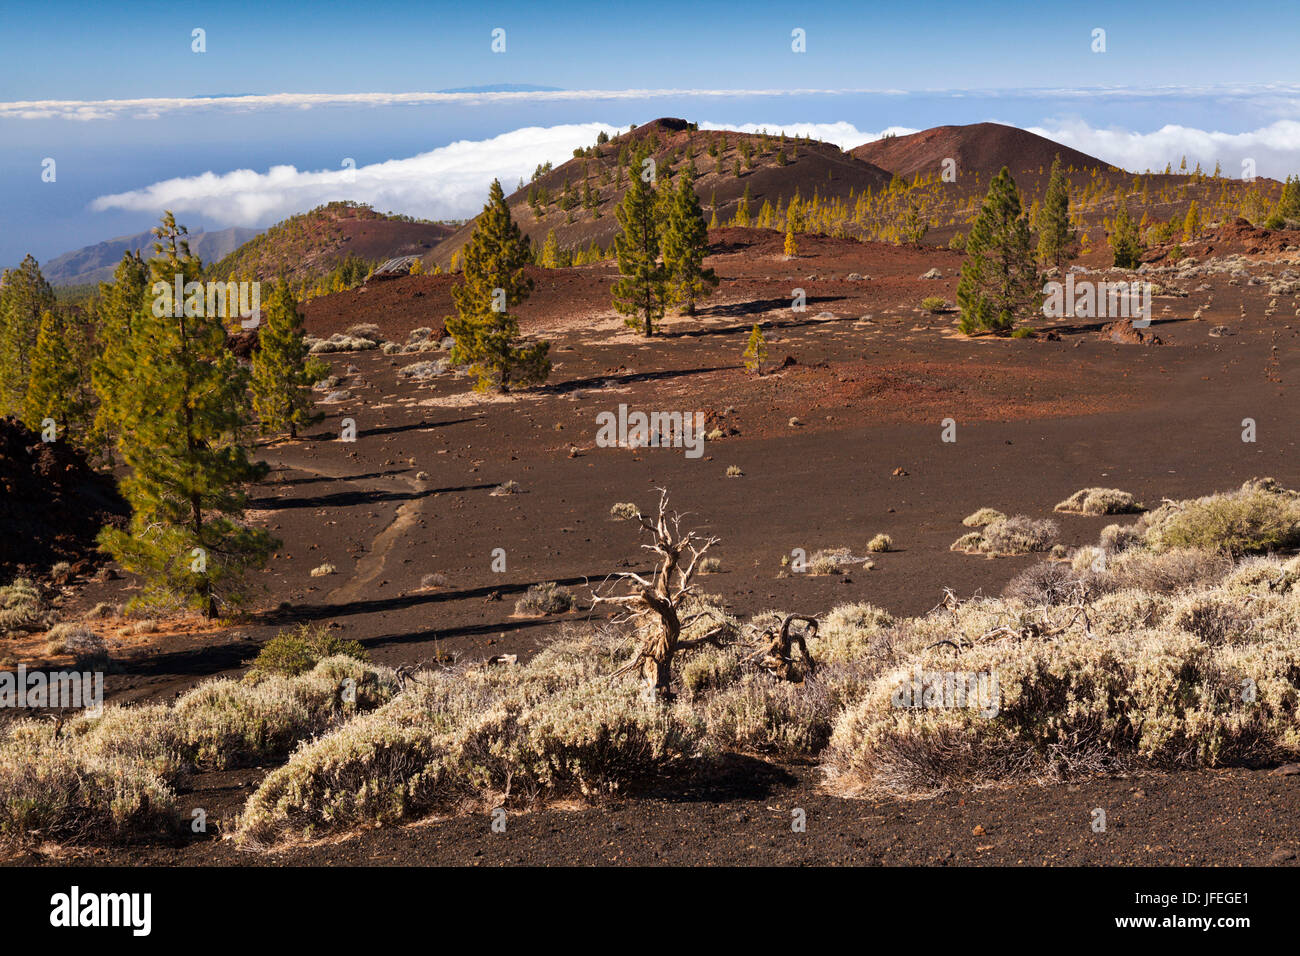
top-left (743, 614), bottom-right (819, 682)
top-left (592, 490), bottom-right (723, 700)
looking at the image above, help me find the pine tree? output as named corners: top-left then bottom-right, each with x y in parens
top-left (91, 252), bottom-right (150, 456)
top-left (250, 279), bottom-right (326, 438)
top-left (661, 167), bottom-right (718, 315)
top-left (957, 167), bottom-right (1040, 335)
top-left (1109, 205), bottom-right (1144, 269)
top-left (97, 212), bottom-right (276, 618)
top-left (784, 220), bottom-right (798, 258)
top-left (23, 308), bottom-right (93, 440)
top-left (612, 148), bottom-right (667, 335)
top-left (1278, 174), bottom-right (1300, 220)
top-left (0, 254), bottom-right (56, 416)
top-left (1182, 201), bottom-right (1201, 241)
top-left (539, 230), bottom-right (559, 268)
top-left (743, 323), bottom-right (768, 373)
top-left (1036, 155), bottom-right (1076, 268)
top-left (446, 180), bottom-right (550, 391)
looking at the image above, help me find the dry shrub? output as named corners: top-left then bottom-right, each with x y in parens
top-left (247, 623), bottom-right (368, 677)
top-left (1099, 523), bottom-right (1144, 554)
top-left (816, 602), bottom-right (895, 664)
top-left (808, 547), bottom-right (852, 574)
top-left (1167, 591), bottom-right (1255, 644)
top-left (823, 627), bottom-right (1300, 797)
top-left (1141, 478), bottom-right (1300, 556)
top-left (514, 582), bottom-right (575, 615)
top-left (701, 674), bottom-right (835, 757)
top-left (0, 724), bottom-right (176, 843)
top-left (0, 656), bottom-right (396, 844)
top-left (42, 625), bottom-right (109, 668)
top-left (952, 516), bottom-right (1057, 555)
top-left (962, 507), bottom-right (1005, 528)
top-left (1054, 488), bottom-right (1144, 515)
top-left (236, 670), bottom-right (704, 845)
top-left (1090, 547), bottom-right (1231, 595)
top-left (0, 578), bottom-right (49, 634)
top-left (1003, 562), bottom-right (1085, 606)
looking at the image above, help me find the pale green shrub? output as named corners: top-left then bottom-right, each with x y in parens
top-left (1142, 479), bottom-right (1300, 556)
top-left (823, 627), bottom-right (1300, 797)
top-left (962, 508), bottom-right (1005, 528)
top-left (1055, 487), bottom-right (1144, 515)
top-left (952, 516), bottom-right (1057, 555)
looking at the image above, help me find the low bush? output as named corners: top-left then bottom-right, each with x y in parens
top-left (247, 624), bottom-right (368, 678)
top-left (951, 516), bottom-right (1057, 555)
top-left (1141, 478), bottom-right (1300, 556)
top-left (962, 507), bottom-right (1005, 528)
top-left (1054, 487), bottom-right (1143, 515)
top-left (514, 582), bottom-right (575, 616)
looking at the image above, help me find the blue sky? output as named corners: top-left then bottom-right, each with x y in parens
top-left (3, 0), bottom-right (1298, 97)
top-left (2, 0), bottom-right (1299, 266)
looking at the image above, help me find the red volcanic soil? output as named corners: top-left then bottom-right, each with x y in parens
top-left (851, 122), bottom-right (1114, 180)
top-left (214, 203), bottom-right (457, 284)
top-left (13, 225), bottom-right (1300, 866)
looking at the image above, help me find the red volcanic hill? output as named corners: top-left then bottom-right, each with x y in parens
top-left (851, 122), bottom-right (1117, 182)
top-left (428, 117), bottom-right (894, 269)
top-left (211, 201), bottom-right (458, 283)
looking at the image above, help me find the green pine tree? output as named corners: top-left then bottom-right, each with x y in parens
top-left (97, 212), bottom-right (277, 618)
top-left (0, 254), bottom-right (56, 416)
top-left (957, 167), bottom-right (1041, 335)
top-left (661, 167), bottom-right (718, 315)
top-left (743, 323), bottom-right (768, 373)
top-left (91, 252), bottom-right (150, 457)
top-left (612, 148), bottom-right (667, 335)
top-left (23, 308), bottom-right (94, 440)
top-left (1036, 155), bottom-right (1077, 269)
top-left (1277, 174), bottom-right (1300, 221)
top-left (250, 278), bottom-right (327, 438)
top-left (1109, 205), bottom-right (1145, 269)
top-left (446, 180), bottom-right (550, 391)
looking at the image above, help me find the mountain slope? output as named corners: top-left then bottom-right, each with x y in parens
top-left (428, 117), bottom-right (895, 268)
top-left (43, 226), bottom-right (262, 287)
top-left (851, 123), bottom-right (1116, 181)
top-left (211, 202), bottom-right (457, 283)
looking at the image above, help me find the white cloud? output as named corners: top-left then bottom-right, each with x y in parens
top-left (0, 89), bottom-right (876, 122)
top-left (6, 83), bottom-right (1300, 123)
top-left (699, 121), bottom-right (916, 151)
top-left (1028, 120), bottom-right (1300, 179)
top-left (89, 123), bottom-right (623, 225)
top-left (87, 117), bottom-right (1300, 232)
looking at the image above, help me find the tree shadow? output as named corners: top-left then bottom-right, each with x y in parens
top-left (542, 365), bottom-right (734, 396)
top-left (298, 417), bottom-right (474, 442)
top-left (691, 293), bottom-right (847, 321)
top-left (267, 572), bottom-right (606, 624)
top-left (262, 467), bottom-right (413, 487)
top-left (248, 482), bottom-right (497, 510)
top-left (632, 753), bottom-right (800, 803)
